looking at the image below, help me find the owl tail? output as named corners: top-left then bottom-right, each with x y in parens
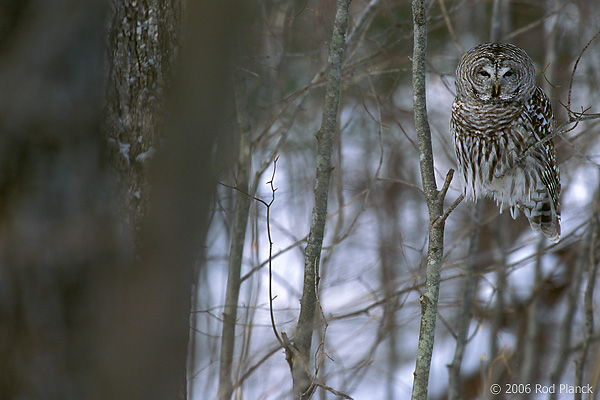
top-left (522, 189), bottom-right (561, 242)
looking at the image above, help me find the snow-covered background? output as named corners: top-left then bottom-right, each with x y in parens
top-left (191, 2), bottom-right (600, 399)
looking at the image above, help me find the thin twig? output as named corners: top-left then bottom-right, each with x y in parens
top-left (495, 114), bottom-right (600, 180)
top-left (448, 200), bottom-right (481, 400)
top-left (438, 168), bottom-right (455, 201)
top-left (567, 29), bottom-right (600, 117)
top-left (501, 1), bottom-right (570, 42)
top-left (345, 0), bottom-right (383, 62)
top-left (223, 157), bottom-right (284, 347)
top-left (231, 344), bottom-right (283, 393)
top-left (264, 157), bottom-right (284, 347)
top-left (240, 235), bottom-right (307, 283)
top-left (438, 0), bottom-right (463, 54)
top-left (314, 382), bottom-right (354, 399)
top-left (433, 194), bottom-right (464, 230)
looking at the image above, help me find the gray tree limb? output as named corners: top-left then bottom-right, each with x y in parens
top-left (410, 0), bottom-right (460, 398)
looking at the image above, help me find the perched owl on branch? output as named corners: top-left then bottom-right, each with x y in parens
top-left (451, 43), bottom-right (561, 242)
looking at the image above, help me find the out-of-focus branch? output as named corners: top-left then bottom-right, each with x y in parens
top-left (549, 239), bottom-right (585, 400)
top-left (345, 0), bottom-right (383, 61)
top-left (501, 1), bottom-right (569, 42)
top-left (290, 0), bottom-right (352, 399)
top-left (488, 219), bottom-right (509, 388)
top-left (438, 0), bottom-right (463, 54)
top-left (489, 0), bottom-right (503, 42)
top-left (520, 240), bottom-right (543, 391)
top-left (447, 202), bottom-right (481, 400)
top-left (218, 72), bottom-right (253, 400)
top-left (574, 181), bottom-right (600, 400)
top-left (566, 30), bottom-right (600, 117)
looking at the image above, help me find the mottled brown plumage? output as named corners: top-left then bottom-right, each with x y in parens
top-left (451, 43), bottom-right (561, 241)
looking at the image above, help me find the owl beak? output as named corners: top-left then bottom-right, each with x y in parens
top-left (492, 82), bottom-right (500, 97)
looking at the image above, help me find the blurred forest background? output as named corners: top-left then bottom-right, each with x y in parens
top-left (0, 0), bottom-right (599, 400)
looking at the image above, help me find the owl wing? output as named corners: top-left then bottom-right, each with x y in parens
top-left (522, 87), bottom-right (561, 216)
top-left (511, 86), bottom-right (561, 241)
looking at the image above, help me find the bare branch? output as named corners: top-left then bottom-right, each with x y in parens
top-left (567, 30), bottom-right (600, 117)
top-left (438, 168), bottom-right (455, 201)
top-left (345, 0), bottom-right (383, 61)
top-left (313, 382), bottom-right (354, 399)
top-left (410, 0), bottom-right (459, 398)
top-left (438, 0), bottom-right (463, 54)
top-left (501, 1), bottom-right (570, 42)
top-left (264, 158), bottom-right (285, 347)
top-left (433, 194), bottom-right (464, 230)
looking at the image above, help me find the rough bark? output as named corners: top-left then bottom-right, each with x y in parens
top-left (105, 0), bottom-right (180, 234)
top-left (100, 1), bottom-right (251, 399)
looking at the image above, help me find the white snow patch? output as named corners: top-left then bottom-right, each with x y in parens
top-left (135, 146), bottom-right (156, 163)
top-left (118, 140), bottom-right (131, 165)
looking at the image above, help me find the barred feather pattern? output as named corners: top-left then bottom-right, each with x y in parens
top-left (451, 43), bottom-right (561, 241)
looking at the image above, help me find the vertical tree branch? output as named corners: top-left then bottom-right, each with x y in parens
top-left (489, 0), bottom-right (504, 42)
top-left (447, 203), bottom-right (481, 400)
top-left (412, 1), bottom-right (437, 207)
top-left (520, 240), bottom-right (543, 396)
top-left (218, 72), bottom-right (253, 400)
top-left (487, 216), bottom-right (509, 389)
top-left (411, 0), bottom-right (456, 399)
top-left (574, 181), bottom-right (600, 400)
top-left (292, 0), bottom-right (352, 398)
top-left (549, 241), bottom-right (585, 400)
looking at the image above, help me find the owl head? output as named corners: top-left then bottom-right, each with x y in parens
top-left (455, 43), bottom-right (536, 104)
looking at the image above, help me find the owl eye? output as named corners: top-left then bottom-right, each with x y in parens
top-left (503, 70), bottom-right (514, 77)
top-left (477, 70), bottom-right (490, 78)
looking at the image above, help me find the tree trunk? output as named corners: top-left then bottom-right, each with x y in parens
top-left (0, 1), bottom-right (117, 398)
top-left (105, 0), bottom-right (180, 236)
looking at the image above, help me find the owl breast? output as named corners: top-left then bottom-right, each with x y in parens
top-left (451, 99), bottom-right (533, 216)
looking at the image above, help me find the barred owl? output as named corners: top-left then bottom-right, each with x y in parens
top-left (451, 43), bottom-right (561, 241)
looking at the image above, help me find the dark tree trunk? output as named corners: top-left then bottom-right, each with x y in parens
top-left (0, 1), bottom-right (248, 399)
top-left (104, 0), bottom-right (180, 235)
top-left (0, 1), bottom-right (117, 399)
